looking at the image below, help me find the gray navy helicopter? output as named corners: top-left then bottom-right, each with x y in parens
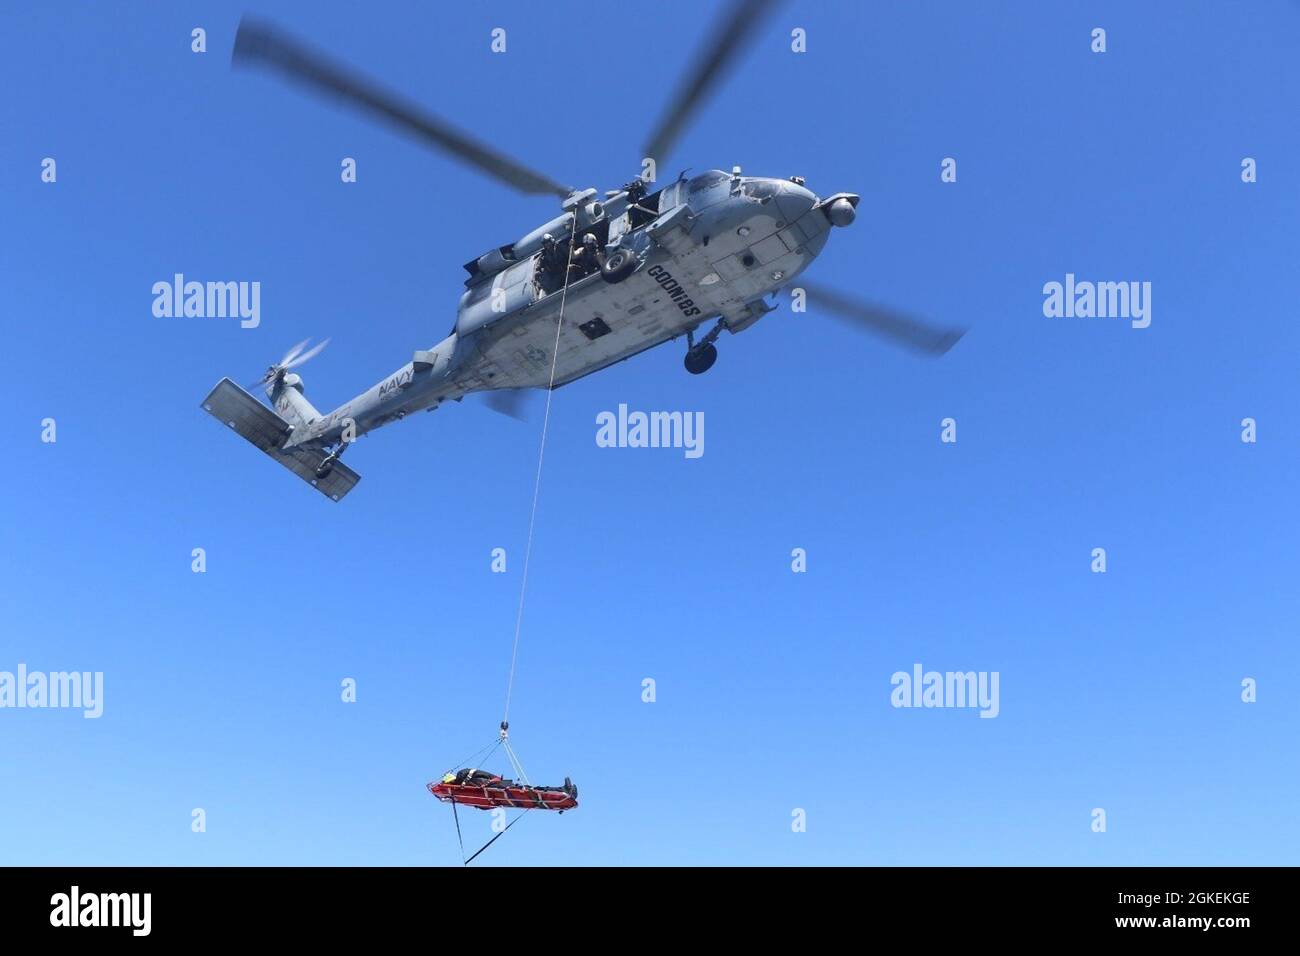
top-left (202, 1), bottom-right (964, 500)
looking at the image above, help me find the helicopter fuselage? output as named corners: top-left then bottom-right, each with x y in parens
top-left (282, 170), bottom-right (857, 450)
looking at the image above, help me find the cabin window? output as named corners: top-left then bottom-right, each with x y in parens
top-left (628, 188), bottom-right (663, 230)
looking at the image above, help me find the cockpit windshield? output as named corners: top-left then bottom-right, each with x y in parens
top-left (741, 179), bottom-right (781, 201)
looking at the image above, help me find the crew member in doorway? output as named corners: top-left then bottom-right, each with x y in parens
top-left (539, 233), bottom-right (562, 277)
top-left (568, 233), bottom-right (603, 279)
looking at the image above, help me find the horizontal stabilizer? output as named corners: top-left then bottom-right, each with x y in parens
top-left (201, 378), bottom-right (360, 501)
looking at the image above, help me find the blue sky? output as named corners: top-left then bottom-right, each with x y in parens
top-left (2, 0), bottom-right (1297, 865)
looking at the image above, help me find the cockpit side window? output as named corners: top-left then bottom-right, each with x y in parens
top-left (683, 169), bottom-right (731, 210)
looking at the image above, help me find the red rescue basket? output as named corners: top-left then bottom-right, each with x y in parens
top-left (432, 724), bottom-right (575, 863)
top-left (427, 779), bottom-right (578, 812)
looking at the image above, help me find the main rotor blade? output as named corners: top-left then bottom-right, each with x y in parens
top-left (642, 0), bottom-right (782, 165)
top-left (232, 18), bottom-right (573, 199)
top-left (481, 389), bottom-right (535, 421)
top-left (800, 281), bottom-right (966, 355)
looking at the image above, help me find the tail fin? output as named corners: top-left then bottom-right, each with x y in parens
top-left (202, 378), bottom-right (360, 501)
top-left (268, 372), bottom-right (322, 430)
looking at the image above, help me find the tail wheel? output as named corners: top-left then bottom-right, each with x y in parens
top-left (601, 248), bottom-right (638, 284)
top-left (684, 343), bottom-right (718, 375)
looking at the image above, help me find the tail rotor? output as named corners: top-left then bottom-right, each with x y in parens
top-left (246, 337), bottom-right (331, 391)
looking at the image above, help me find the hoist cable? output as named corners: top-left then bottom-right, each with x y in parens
top-left (502, 215), bottom-right (580, 727)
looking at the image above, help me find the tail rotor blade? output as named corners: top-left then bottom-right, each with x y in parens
top-left (800, 281), bottom-right (966, 355)
top-left (284, 337), bottom-right (330, 370)
top-left (280, 337), bottom-right (312, 367)
top-left (247, 337), bottom-right (330, 392)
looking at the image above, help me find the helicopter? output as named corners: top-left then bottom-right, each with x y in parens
top-left (202, 1), bottom-right (964, 501)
